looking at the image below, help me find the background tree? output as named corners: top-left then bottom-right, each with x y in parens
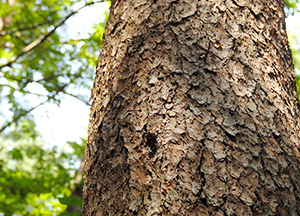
top-left (83, 0), bottom-right (300, 215)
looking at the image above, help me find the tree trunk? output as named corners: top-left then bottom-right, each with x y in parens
top-left (83, 0), bottom-right (300, 215)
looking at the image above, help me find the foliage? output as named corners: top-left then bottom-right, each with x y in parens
top-left (285, 0), bottom-right (300, 15)
top-left (0, 0), bottom-right (108, 133)
top-left (0, 0), bottom-right (109, 215)
top-left (0, 123), bottom-right (86, 215)
top-left (287, 29), bottom-right (300, 102)
top-left (59, 195), bottom-right (83, 208)
top-left (289, 31), bottom-right (300, 71)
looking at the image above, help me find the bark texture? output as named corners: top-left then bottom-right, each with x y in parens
top-left (83, 0), bottom-right (300, 215)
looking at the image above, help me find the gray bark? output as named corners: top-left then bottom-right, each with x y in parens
top-left (83, 0), bottom-right (300, 215)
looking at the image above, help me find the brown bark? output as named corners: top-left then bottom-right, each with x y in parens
top-left (83, 0), bottom-right (300, 215)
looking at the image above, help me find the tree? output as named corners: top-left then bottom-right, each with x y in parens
top-left (83, 0), bottom-right (300, 215)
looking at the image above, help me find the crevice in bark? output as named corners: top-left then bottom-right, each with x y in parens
top-left (97, 122), bottom-right (103, 132)
top-left (231, 0), bottom-right (244, 8)
top-left (143, 126), bottom-right (158, 158)
top-left (130, 208), bottom-right (139, 216)
top-left (224, 131), bottom-right (236, 143)
top-left (248, 9), bottom-right (262, 20)
top-left (200, 196), bottom-right (208, 207)
top-left (249, 200), bottom-right (256, 215)
top-left (110, 21), bottom-right (120, 36)
top-left (203, 68), bottom-right (217, 75)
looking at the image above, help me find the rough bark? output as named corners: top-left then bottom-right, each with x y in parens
top-left (83, 0), bottom-right (300, 215)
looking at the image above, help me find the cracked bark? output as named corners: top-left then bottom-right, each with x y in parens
top-left (83, 0), bottom-right (300, 215)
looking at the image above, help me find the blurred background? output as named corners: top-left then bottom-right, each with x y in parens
top-left (0, 0), bottom-right (300, 215)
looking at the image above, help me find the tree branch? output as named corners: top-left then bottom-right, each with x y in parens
top-left (1, 8), bottom-right (61, 36)
top-left (62, 90), bottom-right (90, 106)
top-left (0, 0), bottom-right (104, 71)
top-left (0, 98), bottom-right (50, 133)
top-left (0, 83), bottom-right (48, 99)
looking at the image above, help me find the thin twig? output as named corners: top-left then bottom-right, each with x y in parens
top-left (62, 90), bottom-right (90, 106)
top-left (0, 83), bottom-right (48, 98)
top-left (0, 98), bottom-right (50, 133)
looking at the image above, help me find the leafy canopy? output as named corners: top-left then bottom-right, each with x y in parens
top-left (285, 0), bottom-right (300, 15)
top-left (0, 0), bottom-right (109, 215)
top-left (0, 0), bottom-right (108, 133)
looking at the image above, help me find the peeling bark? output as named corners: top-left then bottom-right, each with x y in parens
top-left (83, 0), bottom-right (300, 215)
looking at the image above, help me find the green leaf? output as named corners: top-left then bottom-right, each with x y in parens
top-left (59, 195), bottom-right (83, 207)
top-left (284, 0), bottom-right (300, 15)
top-left (59, 211), bottom-right (81, 216)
